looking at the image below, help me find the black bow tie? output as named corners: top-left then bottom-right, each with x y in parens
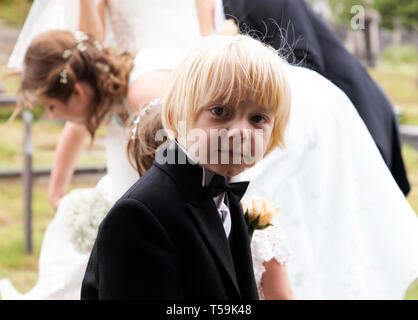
top-left (206, 173), bottom-right (249, 200)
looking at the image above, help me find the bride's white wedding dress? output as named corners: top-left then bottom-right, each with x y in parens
top-left (238, 64), bottom-right (418, 299)
top-left (1, 0), bottom-right (293, 300)
top-left (129, 50), bottom-right (418, 299)
top-left (6, 0), bottom-right (203, 70)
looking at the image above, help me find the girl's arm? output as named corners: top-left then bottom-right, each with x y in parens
top-left (250, 225), bottom-right (294, 300)
top-left (79, 0), bottom-right (106, 41)
top-left (48, 121), bottom-right (89, 209)
top-left (262, 259), bottom-right (295, 300)
top-left (196, 0), bottom-right (216, 36)
top-left (47, 0), bottom-right (106, 210)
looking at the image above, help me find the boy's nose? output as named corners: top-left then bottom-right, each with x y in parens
top-left (227, 119), bottom-right (252, 141)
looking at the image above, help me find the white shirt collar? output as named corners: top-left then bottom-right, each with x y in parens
top-left (175, 140), bottom-right (245, 187)
top-left (175, 140), bottom-right (236, 238)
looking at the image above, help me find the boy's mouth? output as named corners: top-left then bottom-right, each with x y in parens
top-left (216, 149), bottom-right (256, 165)
top-left (218, 149), bottom-right (243, 157)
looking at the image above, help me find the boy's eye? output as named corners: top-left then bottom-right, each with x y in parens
top-left (211, 106), bottom-right (228, 117)
top-left (251, 114), bottom-right (266, 124)
top-left (49, 105), bottom-right (55, 111)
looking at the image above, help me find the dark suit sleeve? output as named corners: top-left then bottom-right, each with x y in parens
top-left (84, 198), bottom-right (183, 299)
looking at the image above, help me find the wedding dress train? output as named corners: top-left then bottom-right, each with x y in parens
top-left (239, 65), bottom-right (418, 299)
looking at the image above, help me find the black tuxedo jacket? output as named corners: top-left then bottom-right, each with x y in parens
top-left (81, 144), bottom-right (259, 300)
top-left (223, 0), bottom-right (410, 195)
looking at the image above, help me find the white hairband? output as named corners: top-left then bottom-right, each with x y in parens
top-left (130, 98), bottom-right (162, 140)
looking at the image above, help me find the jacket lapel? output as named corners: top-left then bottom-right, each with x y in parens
top-left (185, 200), bottom-right (241, 299)
top-left (154, 143), bottom-right (241, 298)
top-left (227, 193), bottom-right (259, 299)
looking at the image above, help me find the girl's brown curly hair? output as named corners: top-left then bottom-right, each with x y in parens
top-left (126, 103), bottom-right (169, 176)
top-left (16, 30), bottom-right (135, 139)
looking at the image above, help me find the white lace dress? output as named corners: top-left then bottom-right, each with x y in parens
top-left (251, 226), bottom-right (293, 300)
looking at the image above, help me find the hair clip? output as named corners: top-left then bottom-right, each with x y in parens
top-left (60, 69), bottom-right (68, 84)
top-left (62, 49), bottom-right (72, 60)
top-left (102, 64), bottom-right (110, 72)
top-left (94, 40), bottom-right (103, 51)
top-left (73, 30), bottom-right (88, 52)
top-left (77, 42), bottom-right (87, 52)
top-left (73, 30), bottom-right (88, 43)
top-left (130, 125), bottom-right (138, 140)
top-left (130, 98), bottom-right (162, 140)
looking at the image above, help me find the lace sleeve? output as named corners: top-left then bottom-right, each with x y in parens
top-left (251, 224), bottom-right (293, 299)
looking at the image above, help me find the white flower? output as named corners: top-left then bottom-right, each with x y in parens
top-left (62, 49), bottom-right (72, 60)
top-left (59, 69), bottom-right (68, 84)
top-left (64, 178), bottom-right (118, 253)
top-left (73, 30), bottom-right (88, 43)
top-left (94, 40), bottom-right (103, 51)
top-left (77, 42), bottom-right (87, 52)
top-left (102, 64), bottom-right (110, 72)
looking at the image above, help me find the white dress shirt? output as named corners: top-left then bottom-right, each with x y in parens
top-left (202, 169), bottom-right (232, 238)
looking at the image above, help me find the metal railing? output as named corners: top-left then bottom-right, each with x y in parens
top-left (1, 91), bottom-right (105, 253)
top-left (22, 111), bottom-right (33, 253)
top-left (2, 90), bottom-right (418, 254)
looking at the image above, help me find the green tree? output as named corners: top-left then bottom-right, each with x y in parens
top-left (374, 0), bottom-right (418, 29)
top-left (328, 0), bottom-right (366, 25)
top-left (327, 0), bottom-right (417, 30)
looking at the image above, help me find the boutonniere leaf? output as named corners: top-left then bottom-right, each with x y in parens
top-left (242, 198), bottom-right (280, 242)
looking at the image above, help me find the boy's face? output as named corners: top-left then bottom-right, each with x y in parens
top-left (184, 99), bottom-right (274, 177)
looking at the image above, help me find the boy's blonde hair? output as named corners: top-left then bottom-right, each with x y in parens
top-left (162, 34), bottom-right (291, 154)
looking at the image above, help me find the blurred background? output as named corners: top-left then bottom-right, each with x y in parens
top-left (0, 0), bottom-right (417, 298)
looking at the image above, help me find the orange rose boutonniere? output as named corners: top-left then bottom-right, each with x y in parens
top-left (242, 198), bottom-right (280, 242)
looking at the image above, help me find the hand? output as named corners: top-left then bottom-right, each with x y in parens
top-left (220, 19), bottom-right (239, 36)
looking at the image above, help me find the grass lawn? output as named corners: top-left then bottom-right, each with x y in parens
top-left (369, 62), bottom-right (418, 125)
top-left (0, 175), bottom-right (103, 294)
top-left (0, 0), bottom-right (31, 27)
top-left (0, 64), bottom-right (20, 93)
top-left (0, 120), bottom-right (107, 169)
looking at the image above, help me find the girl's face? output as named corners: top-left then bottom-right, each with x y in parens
top-left (39, 83), bottom-right (93, 125)
top-left (185, 99), bottom-right (274, 177)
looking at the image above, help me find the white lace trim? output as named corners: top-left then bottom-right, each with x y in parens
top-left (251, 225), bottom-right (293, 299)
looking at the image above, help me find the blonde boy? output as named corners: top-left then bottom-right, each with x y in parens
top-left (82, 34), bottom-right (290, 300)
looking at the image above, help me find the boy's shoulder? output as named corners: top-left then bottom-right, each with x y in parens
top-left (101, 163), bottom-right (185, 227)
top-left (120, 163), bottom-right (184, 210)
